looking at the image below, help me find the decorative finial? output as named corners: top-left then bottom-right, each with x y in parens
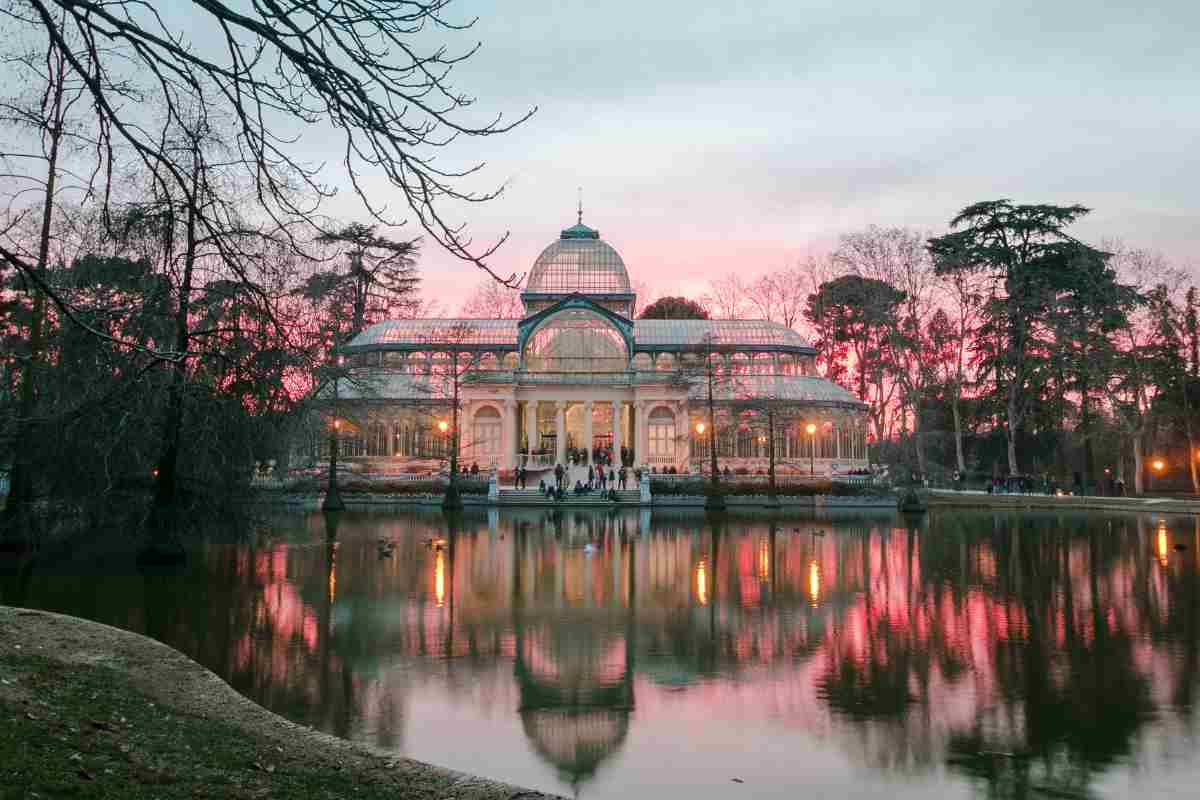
top-left (577, 186), bottom-right (583, 225)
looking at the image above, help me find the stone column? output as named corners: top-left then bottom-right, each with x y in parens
top-left (584, 400), bottom-right (594, 465)
top-left (555, 401), bottom-right (566, 466)
top-left (633, 401), bottom-right (644, 467)
top-left (524, 400), bottom-right (537, 454)
top-left (503, 399), bottom-right (517, 471)
top-left (611, 401), bottom-right (622, 467)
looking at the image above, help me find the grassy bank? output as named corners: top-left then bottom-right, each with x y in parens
top-left (0, 607), bottom-right (558, 800)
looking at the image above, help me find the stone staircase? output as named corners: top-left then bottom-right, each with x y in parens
top-left (496, 488), bottom-right (643, 506)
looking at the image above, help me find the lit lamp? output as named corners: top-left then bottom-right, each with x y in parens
top-left (805, 422), bottom-right (817, 476)
top-left (1149, 458), bottom-right (1166, 495)
top-left (438, 419), bottom-right (450, 469)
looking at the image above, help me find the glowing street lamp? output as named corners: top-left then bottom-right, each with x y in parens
top-left (1152, 459), bottom-right (1165, 472)
top-left (695, 422), bottom-right (706, 435)
top-left (438, 419), bottom-right (450, 434)
top-left (805, 422), bottom-right (817, 476)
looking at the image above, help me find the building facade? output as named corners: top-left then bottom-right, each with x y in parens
top-left (323, 218), bottom-right (869, 476)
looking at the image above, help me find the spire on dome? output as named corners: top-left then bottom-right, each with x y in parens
top-left (577, 186), bottom-right (583, 225)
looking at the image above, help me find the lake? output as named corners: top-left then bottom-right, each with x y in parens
top-left (3, 507), bottom-right (1199, 799)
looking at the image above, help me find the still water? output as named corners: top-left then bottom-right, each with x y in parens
top-left (4, 507), bottom-right (1200, 799)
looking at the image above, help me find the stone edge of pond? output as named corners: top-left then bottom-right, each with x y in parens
top-left (925, 491), bottom-right (1200, 515)
top-left (0, 605), bottom-right (565, 800)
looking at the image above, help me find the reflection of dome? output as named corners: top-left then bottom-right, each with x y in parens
top-left (514, 624), bottom-right (634, 789)
top-left (526, 221), bottom-right (631, 295)
top-left (521, 709), bottom-right (629, 786)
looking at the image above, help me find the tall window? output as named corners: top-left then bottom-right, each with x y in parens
top-left (472, 406), bottom-right (501, 464)
top-left (648, 407), bottom-right (676, 463)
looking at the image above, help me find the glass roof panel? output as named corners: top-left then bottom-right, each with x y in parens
top-left (346, 319), bottom-right (519, 348)
top-left (633, 320), bottom-right (813, 349)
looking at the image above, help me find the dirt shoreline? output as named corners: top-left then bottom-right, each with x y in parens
top-left (0, 605), bottom-right (562, 799)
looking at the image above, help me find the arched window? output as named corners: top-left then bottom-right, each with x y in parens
top-left (472, 406), bottom-right (502, 464)
top-left (523, 310), bottom-right (627, 373)
top-left (778, 354), bottom-right (795, 376)
top-left (655, 353), bottom-right (676, 371)
top-left (632, 352), bottom-right (653, 371)
top-left (647, 407), bottom-right (676, 466)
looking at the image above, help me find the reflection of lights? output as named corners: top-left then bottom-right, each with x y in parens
top-left (758, 540), bottom-right (770, 580)
top-left (696, 560), bottom-right (708, 606)
top-left (327, 542), bottom-right (338, 603)
top-left (1158, 522), bottom-right (1170, 566)
top-left (333, 418), bottom-right (340, 430)
top-left (808, 560), bottom-right (820, 605)
top-left (435, 549), bottom-right (445, 607)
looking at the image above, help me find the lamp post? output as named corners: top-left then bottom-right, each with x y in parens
top-left (805, 422), bottom-right (817, 477)
top-left (323, 354), bottom-right (345, 511)
top-left (1151, 458), bottom-right (1165, 493)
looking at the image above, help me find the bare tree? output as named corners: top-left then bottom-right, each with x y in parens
top-left (0, 17), bottom-right (94, 528)
top-left (2, 0), bottom-right (532, 287)
top-left (700, 273), bottom-right (747, 320)
top-left (459, 277), bottom-right (523, 319)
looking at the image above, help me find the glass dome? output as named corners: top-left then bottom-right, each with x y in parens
top-left (526, 220), bottom-right (632, 295)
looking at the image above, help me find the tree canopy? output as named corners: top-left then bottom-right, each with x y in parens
top-left (639, 296), bottom-right (709, 320)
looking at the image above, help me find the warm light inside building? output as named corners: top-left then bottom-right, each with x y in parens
top-left (696, 559), bottom-right (708, 606)
top-left (435, 549), bottom-right (446, 607)
top-left (1152, 459), bottom-right (1165, 472)
top-left (805, 422), bottom-right (817, 436)
top-left (808, 559), bottom-right (820, 605)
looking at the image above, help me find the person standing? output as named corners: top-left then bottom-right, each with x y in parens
top-left (554, 463), bottom-right (563, 490)
top-left (618, 466), bottom-right (627, 490)
top-left (587, 464), bottom-right (595, 489)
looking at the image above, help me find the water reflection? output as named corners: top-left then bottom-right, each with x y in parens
top-left (4, 508), bottom-right (1200, 799)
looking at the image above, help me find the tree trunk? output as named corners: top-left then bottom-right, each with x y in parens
top-left (2, 58), bottom-right (66, 531)
top-left (151, 151), bottom-right (201, 525)
top-left (1133, 435), bottom-right (1145, 496)
top-left (1006, 389), bottom-right (1021, 475)
top-left (1187, 416), bottom-right (1199, 495)
top-left (951, 396), bottom-right (966, 474)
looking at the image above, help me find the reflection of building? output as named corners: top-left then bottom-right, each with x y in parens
top-left (312, 216), bottom-right (868, 474)
top-left (512, 522), bottom-right (636, 791)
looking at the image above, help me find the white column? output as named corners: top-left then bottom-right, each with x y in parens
top-left (674, 401), bottom-right (686, 469)
top-left (584, 400), bottom-right (594, 465)
top-left (633, 401), bottom-right (645, 467)
top-left (555, 401), bottom-right (566, 466)
top-left (524, 400), bottom-right (537, 454)
top-left (503, 399), bottom-right (517, 470)
top-left (611, 401), bottom-right (623, 466)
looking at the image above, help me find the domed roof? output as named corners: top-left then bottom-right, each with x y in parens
top-left (526, 218), bottom-right (632, 295)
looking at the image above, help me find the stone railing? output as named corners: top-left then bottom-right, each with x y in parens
top-left (519, 452), bottom-right (557, 469)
